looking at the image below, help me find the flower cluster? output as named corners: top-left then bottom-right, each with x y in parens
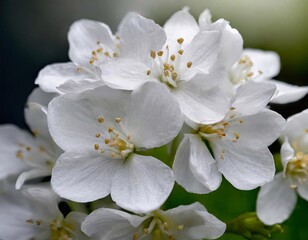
top-left (1, 7), bottom-right (307, 240)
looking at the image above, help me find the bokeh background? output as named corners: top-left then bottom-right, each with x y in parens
top-left (0, 0), bottom-right (307, 239)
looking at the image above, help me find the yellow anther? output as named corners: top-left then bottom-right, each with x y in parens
top-left (33, 129), bottom-right (39, 137)
top-left (16, 150), bottom-right (23, 159)
top-left (230, 107), bottom-right (236, 111)
top-left (105, 139), bottom-right (110, 144)
top-left (133, 233), bottom-right (139, 240)
top-left (104, 51), bottom-right (110, 57)
top-left (171, 72), bottom-right (178, 80)
top-left (170, 55), bottom-right (176, 61)
top-left (186, 61), bottom-right (192, 68)
top-left (89, 58), bottom-right (95, 64)
top-left (177, 224), bottom-right (184, 230)
top-left (95, 133), bottom-right (101, 138)
top-left (234, 132), bottom-right (240, 139)
top-left (157, 51), bottom-right (163, 56)
top-left (223, 122), bottom-right (229, 126)
top-left (97, 48), bottom-right (103, 53)
top-left (115, 117), bottom-right (121, 123)
top-left (147, 70), bottom-right (151, 75)
top-left (258, 70), bottom-right (263, 74)
top-left (26, 219), bottom-right (34, 224)
top-left (163, 222), bottom-right (168, 230)
top-left (98, 117), bottom-right (104, 123)
top-left (177, 38), bottom-right (184, 44)
top-left (92, 51), bottom-right (96, 55)
top-left (164, 71), bottom-right (169, 77)
top-left (229, 114), bottom-right (236, 119)
top-left (26, 146), bottom-right (31, 151)
top-left (144, 228), bottom-right (149, 234)
top-left (36, 220), bottom-right (42, 226)
top-left (239, 120), bottom-right (243, 123)
top-left (111, 152), bottom-right (116, 158)
top-left (178, 49), bottom-right (184, 55)
top-left (246, 72), bottom-right (254, 77)
top-left (76, 67), bottom-right (83, 72)
top-left (94, 144), bottom-right (100, 150)
top-left (163, 63), bottom-right (170, 70)
top-left (305, 129), bottom-right (308, 133)
top-left (150, 50), bottom-right (156, 59)
top-left (113, 52), bottom-right (119, 58)
top-left (108, 127), bottom-right (114, 133)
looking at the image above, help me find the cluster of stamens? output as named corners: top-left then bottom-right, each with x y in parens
top-left (230, 56), bottom-right (263, 84)
top-left (88, 39), bottom-right (120, 66)
top-left (286, 151), bottom-right (308, 188)
top-left (132, 213), bottom-right (184, 240)
top-left (49, 219), bottom-right (73, 240)
top-left (93, 116), bottom-right (134, 159)
top-left (147, 38), bottom-right (192, 88)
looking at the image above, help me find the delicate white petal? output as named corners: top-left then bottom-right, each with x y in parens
top-left (164, 8), bottom-right (199, 51)
top-left (268, 79), bottom-right (308, 104)
top-left (35, 62), bottom-right (94, 93)
top-left (0, 125), bottom-right (30, 179)
top-left (297, 181), bottom-right (308, 201)
top-left (174, 71), bottom-right (230, 124)
top-left (181, 31), bottom-right (221, 79)
top-left (64, 212), bottom-right (91, 240)
top-left (16, 169), bottom-right (50, 190)
top-left (123, 82), bottom-right (183, 149)
top-left (257, 172), bottom-right (297, 225)
top-left (81, 208), bottom-right (146, 239)
top-left (57, 79), bottom-right (104, 93)
top-left (27, 88), bottom-right (58, 107)
top-left (213, 141), bottom-right (275, 190)
top-left (280, 138), bottom-right (294, 175)
top-left (100, 58), bottom-right (153, 90)
top-left (68, 19), bottom-right (116, 67)
top-left (198, 9), bottom-right (212, 26)
top-left (111, 154), bottom-right (174, 213)
top-left (173, 134), bottom-right (221, 194)
top-left (229, 108), bottom-right (285, 147)
top-left (48, 86), bottom-right (131, 152)
top-left (232, 81), bottom-right (276, 115)
top-left (166, 202), bottom-right (226, 240)
top-left (243, 48), bottom-right (280, 79)
top-left (51, 152), bottom-right (122, 202)
top-left (118, 13), bottom-right (166, 63)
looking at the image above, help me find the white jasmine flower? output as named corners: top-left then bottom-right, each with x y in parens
top-left (173, 81), bottom-right (285, 193)
top-left (257, 109), bottom-right (308, 224)
top-left (200, 9), bottom-right (308, 104)
top-left (0, 184), bottom-right (88, 240)
top-left (0, 89), bottom-right (61, 188)
top-left (99, 9), bottom-right (230, 124)
top-left (49, 82), bottom-right (183, 212)
top-left (81, 202), bottom-right (226, 240)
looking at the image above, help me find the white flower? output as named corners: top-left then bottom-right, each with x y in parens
top-left (49, 82), bottom-right (183, 213)
top-left (173, 81), bottom-right (285, 193)
top-left (200, 9), bottom-right (308, 104)
top-left (81, 202), bottom-right (226, 240)
top-left (0, 88), bottom-right (61, 189)
top-left (99, 9), bottom-right (230, 124)
top-left (0, 183), bottom-right (88, 240)
top-left (257, 109), bottom-right (308, 224)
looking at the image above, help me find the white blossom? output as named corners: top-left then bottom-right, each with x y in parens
top-left (81, 202), bottom-right (226, 240)
top-left (257, 109), bottom-right (308, 224)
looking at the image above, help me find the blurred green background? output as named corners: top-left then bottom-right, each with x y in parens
top-left (1, 0), bottom-right (307, 239)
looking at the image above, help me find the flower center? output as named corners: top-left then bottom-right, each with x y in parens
top-left (286, 151), bottom-right (308, 188)
top-left (132, 212), bottom-right (184, 240)
top-left (146, 38), bottom-right (192, 88)
top-left (93, 116), bottom-right (134, 159)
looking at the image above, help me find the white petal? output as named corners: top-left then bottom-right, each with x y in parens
top-left (213, 141), bottom-right (275, 190)
top-left (243, 48), bottom-right (280, 79)
top-left (118, 13), bottom-right (166, 63)
top-left (51, 152), bottom-right (122, 202)
top-left (232, 80), bottom-right (276, 115)
top-left (198, 9), bottom-right (212, 26)
top-left (173, 134), bottom-right (221, 194)
top-left (68, 19), bottom-right (116, 67)
top-left (81, 208), bottom-right (146, 239)
top-left (35, 62), bottom-right (93, 93)
top-left (100, 58), bottom-right (153, 90)
top-left (57, 79), bottom-right (104, 93)
top-left (257, 172), bottom-right (297, 225)
top-left (166, 202), bottom-right (226, 240)
top-left (268, 79), bottom-right (308, 104)
top-left (16, 169), bottom-right (50, 190)
top-left (64, 212), bottom-right (89, 240)
top-left (0, 125), bottom-right (30, 179)
top-left (174, 71), bottom-right (229, 124)
top-left (164, 8), bottom-right (199, 51)
top-left (123, 82), bottom-right (183, 149)
top-left (48, 86), bottom-right (131, 152)
top-left (297, 181), bottom-right (308, 201)
top-left (280, 139), bottom-right (294, 175)
top-left (182, 31), bottom-right (221, 79)
top-left (111, 154), bottom-right (174, 213)
top-left (27, 88), bottom-right (58, 107)
top-left (229, 108), bottom-right (285, 147)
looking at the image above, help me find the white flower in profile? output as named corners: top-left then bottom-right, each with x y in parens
top-left (173, 81), bottom-right (285, 193)
top-left (0, 183), bottom-right (88, 240)
top-left (81, 202), bottom-right (226, 240)
top-left (257, 109), bottom-right (308, 225)
top-left (48, 82), bottom-right (183, 213)
top-left (199, 9), bottom-right (308, 104)
top-left (0, 88), bottom-right (61, 189)
top-left (99, 9), bottom-right (230, 124)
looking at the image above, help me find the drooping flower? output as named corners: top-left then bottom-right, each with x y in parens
top-left (0, 182), bottom-right (88, 240)
top-left (257, 109), bottom-right (308, 224)
top-left (81, 202), bottom-right (226, 240)
top-left (48, 82), bottom-right (183, 213)
top-left (173, 81), bottom-right (285, 193)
